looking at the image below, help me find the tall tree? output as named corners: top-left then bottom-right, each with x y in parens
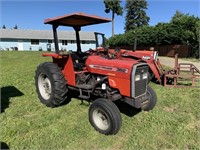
top-left (2, 25), bottom-right (6, 29)
top-left (14, 24), bottom-right (18, 29)
top-left (170, 10), bottom-right (200, 56)
top-left (124, 0), bottom-right (150, 32)
top-left (171, 11), bottom-right (198, 42)
top-left (104, 0), bottom-right (123, 37)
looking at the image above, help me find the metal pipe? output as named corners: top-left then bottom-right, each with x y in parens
top-left (73, 26), bottom-right (81, 54)
top-left (94, 32), bottom-right (99, 48)
top-left (174, 53), bottom-right (178, 72)
top-left (52, 24), bottom-right (59, 54)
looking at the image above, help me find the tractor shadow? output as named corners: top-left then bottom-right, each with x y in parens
top-left (1, 86), bottom-right (24, 113)
top-left (115, 101), bottom-right (141, 117)
top-left (61, 90), bottom-right (92, 107)
top-left (0, 141), bottom-right (10, 150)
top-left (60, 90), bottom-right (141, 117)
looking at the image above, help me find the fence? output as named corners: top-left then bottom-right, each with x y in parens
top-left (111, 44), bottom-right (191, 58)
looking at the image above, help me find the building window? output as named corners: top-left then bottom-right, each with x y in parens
top-left (48, 40), bottom-right (53, 43)
top-left (31, 39), bottom-right (39, 45)
top-left (81, 40), bottom-right (95, 44)
top-left (86, 41), bottom-right (91, 44)
top-left (90, 41), bottom-right (96, 44)
top-left (81, 40), bottom-right (86, 44)
top-left (62, 40), bottom-right (68, 45)
top-left (70, 40), bottom-right (76, 44)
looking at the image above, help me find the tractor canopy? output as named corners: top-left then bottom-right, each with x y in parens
top-left (44, 12), bottom-right (111, 54)
top-left (44, 12), bottom-right (111, 27)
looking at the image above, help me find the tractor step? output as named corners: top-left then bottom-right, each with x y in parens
top-left (76, 83), bottom-right (94, 99)
top-left (79, 95), bottom-right (90, 99)
top-left (77, 84), bottom-right (93, 90)
top-left (78, 88), bottom-right (91, 99)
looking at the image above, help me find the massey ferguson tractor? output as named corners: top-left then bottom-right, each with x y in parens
top-left (93, 32), bottom-right (164, 84)
top-left (35, 12), bottom-right (157, 135)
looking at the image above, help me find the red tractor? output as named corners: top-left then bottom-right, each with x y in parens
top-left (35, 12), bottom-right (157, 135)
top-left (92, 32), bottom-right (164, 84)
top-left (116, 49), bottom-right (164, 83)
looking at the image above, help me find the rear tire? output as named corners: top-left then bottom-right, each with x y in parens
top-left (35, 62), bottom-right (69, 107)
top-left (142, 86), bottom-right (157, 111)
top-left (89, 98), bottom-right (122, 135)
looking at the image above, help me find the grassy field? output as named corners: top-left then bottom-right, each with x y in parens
top-left (182, 57), bottom-right (200, 63)
top-left (0, 51), bottom-right (200, 149)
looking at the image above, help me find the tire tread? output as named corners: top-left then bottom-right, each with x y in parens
top-left (35, 62), bottom-right (69, 107)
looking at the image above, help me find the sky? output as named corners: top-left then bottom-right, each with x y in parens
top-left (0, 0), bottom-right (200, 38)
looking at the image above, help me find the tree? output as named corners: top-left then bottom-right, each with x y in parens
top-left (108, 10), bottom-right (199, 58)
top-left (124, 0), bottom-right (150, 32)
top-left (170, 11), bottom-right (199, 45)
top-left (14, 24), bottom-right (18, 29)
top-left (2, 25), bottom-right (6, 29)
top-left (170, 11), bottom-right (200, 57)
top-left (104, 0), bottom-right (123, 37)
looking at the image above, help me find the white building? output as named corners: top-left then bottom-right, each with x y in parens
top-left (0, 29), bottom-right (96, 51)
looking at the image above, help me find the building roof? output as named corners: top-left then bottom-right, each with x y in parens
top-left (0, 29), bottom-right (95, 40)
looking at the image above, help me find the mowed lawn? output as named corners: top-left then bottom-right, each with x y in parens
top-left (0, 51), bottom-right (199, 149)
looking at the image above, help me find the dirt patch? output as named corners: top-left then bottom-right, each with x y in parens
top-left (163, 105), bottom-right (177, 112)
top-left (159, 56), bottom-right (200, 69)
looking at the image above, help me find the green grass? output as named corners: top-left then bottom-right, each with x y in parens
top-left (181, 57), bottom-right (200, 63)
top-left (0, 51), bottom-right (200, 149)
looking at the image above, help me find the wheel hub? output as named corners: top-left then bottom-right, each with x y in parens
top-left (93, 109), bottom-right (109, 130)
top-left (38, 74), bottom-right (52, 100)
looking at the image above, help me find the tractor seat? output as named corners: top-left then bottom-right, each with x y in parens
top-left (71, 53), bottom-right (85, 71)
top-left (73, 62), bottom-right (85, 71)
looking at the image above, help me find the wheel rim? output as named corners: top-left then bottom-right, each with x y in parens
top-left (38, 73), bottom-right (52, 100)
top-left (92, 109), bottom-right (110, 130)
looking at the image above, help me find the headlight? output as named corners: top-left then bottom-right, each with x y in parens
top-left (135, 75), bottom-right (140, 81)
top-left (135, 73), bottom-right (148, 81)
top-left (143, 72), bottom-right (148, 79)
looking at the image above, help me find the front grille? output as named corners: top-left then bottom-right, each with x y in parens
top-left (131, 64), bottom-right (148, 98)
top-left (135, 79), bottom-right (147, 97)
top-left (135, 65), bottom-right (149, 74)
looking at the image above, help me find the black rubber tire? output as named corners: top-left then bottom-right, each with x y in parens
top-left (35, 62), bottom-right (68, 107)
top-left (142, 86), bottom-right (157, 111)
top-left (89, 98), bottom-right (122, 135)
top-left (148, 70), bottom-right (155, 83)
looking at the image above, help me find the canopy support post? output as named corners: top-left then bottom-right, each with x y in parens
top-left (52, 24), bottom-right (59, 54)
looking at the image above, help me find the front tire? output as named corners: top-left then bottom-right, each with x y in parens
top-left (89, 98), bottom-right (122, 135)
top-left (142, 86), bottom-right (157, 111)
top-left (148, 70), bottom-right (154, 83)
top-left (35, 62), bottom-right (69, 107)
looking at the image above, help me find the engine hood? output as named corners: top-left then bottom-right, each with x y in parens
top-left (125, 50), bottom-right (154, 59)
top-left (85, 56), bottom-right (140, 78)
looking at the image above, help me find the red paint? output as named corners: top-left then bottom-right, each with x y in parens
top-left (86, 49), bottom-right (163, 83)
top-left (42, 53), bottom-right (60, 58)
top-left (86, 55), bottom-right (137, 79)
top-left (42, 53), bottom-right (76, 86)
top-left (108, 76), bottom-right (130, 97)
top-left (62, 56), bottom-right (76, 86)
top-left (85, 55), bottom-right (138, 97)
top-left (117, 50), bottom-right (163, 83)
top-left (42, 53), bottom-right (69, 59)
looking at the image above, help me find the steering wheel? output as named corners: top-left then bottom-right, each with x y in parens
top-left (114, 47), bottom-right (121, 52)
